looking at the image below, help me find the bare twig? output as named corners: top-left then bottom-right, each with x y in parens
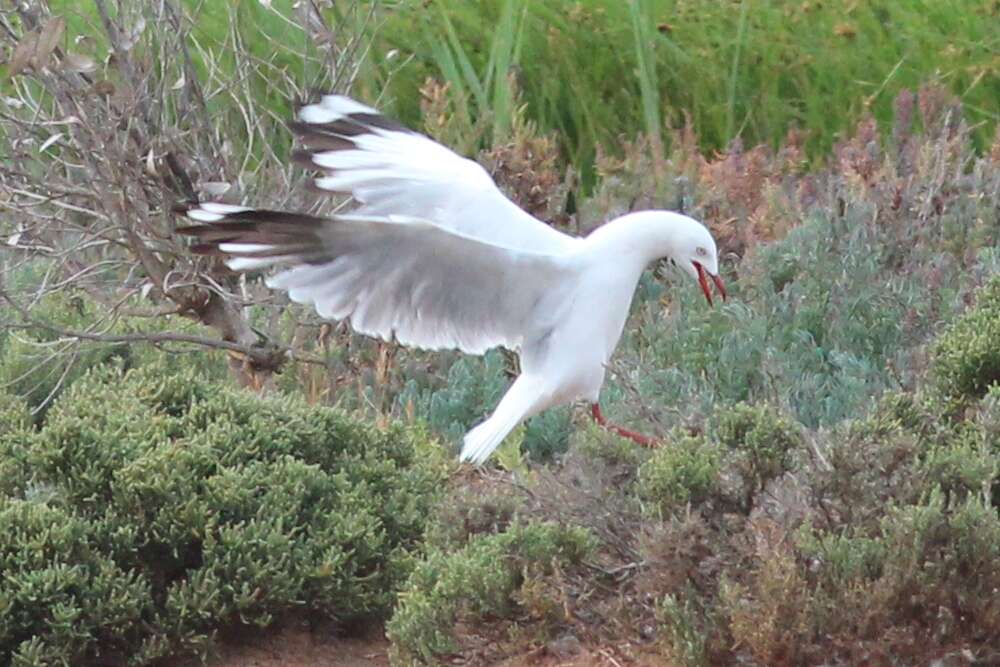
top-left (0, 0), bottom-right (370, 389)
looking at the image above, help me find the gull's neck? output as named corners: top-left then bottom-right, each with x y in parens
top-left (583, 211), bottom-right (684, 268)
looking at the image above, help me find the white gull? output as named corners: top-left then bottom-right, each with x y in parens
top-left (177, 95), bottom-right (726, 464)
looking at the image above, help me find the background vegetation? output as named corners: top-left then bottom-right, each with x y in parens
top-left (376, 0), bottom-right (1000, 183)
top-left (38, 0), bottom-right (1000, 181)
top-left (2, 0), bottom-right (1000, 665)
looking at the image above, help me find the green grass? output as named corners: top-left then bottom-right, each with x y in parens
top-left (31, 1), bottom-right (999, 184)
top-left (376, 0), bottom-right (999, 181)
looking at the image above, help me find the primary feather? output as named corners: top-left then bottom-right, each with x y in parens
top-left (289, 94), bottom-right (578, 254)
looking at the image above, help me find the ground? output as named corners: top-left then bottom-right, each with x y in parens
top-left (181, 623), bottom-right (665, 667)
top-left (172, 625), bottom-right (389, 667)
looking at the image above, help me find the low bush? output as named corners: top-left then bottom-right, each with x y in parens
top-left (713, 402), bottom-right (802, 511)
top-left (651, 489), bottom-right (1000, 665)
top-left (919, 430), bottom-right (996, 506)
top-left (0, 390), bottom-right (30, 438)
top-left (386, 521), bottom-right (594, 665)
top-left (931, 276), bottom-right (1000, 401)
top-left (636, 430), bottom-right (720, 516)
top-left (0, 363), bottom-right (447, 665)
top-left (0, 499), bottom-right (150, 666)
top-left (781, 491), bottom-right (1000, 661)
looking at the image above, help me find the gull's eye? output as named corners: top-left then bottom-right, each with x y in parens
top-left (696, 246), bottom-right (707, 257)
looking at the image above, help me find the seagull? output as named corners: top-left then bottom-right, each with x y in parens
top-left (176, 95), bottom-right (726, 464)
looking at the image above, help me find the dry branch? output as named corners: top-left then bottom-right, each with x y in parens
top-left (0, 0), bottom-right (371, 388)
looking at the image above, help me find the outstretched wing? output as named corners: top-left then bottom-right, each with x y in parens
top-left (177, 203), bottom-right (569, 354)
top-left (291, 95), bottom-right (578, 255)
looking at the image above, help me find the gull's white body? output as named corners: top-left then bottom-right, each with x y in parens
top-left (460, 215), bottom-right (700, 463)
top-left (180, 95), bottom-right (723, 464)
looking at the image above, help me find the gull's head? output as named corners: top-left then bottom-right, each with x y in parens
top-left (666, 213), bottom-right (726, 306)
top-left (623, 210), bottom-right (725, 306)
top-left (591, 210), bottom-right (727, 305)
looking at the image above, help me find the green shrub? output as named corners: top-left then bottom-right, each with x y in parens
top-left (875, 491), bottom-right (1000, 640)
top-left (0, 391), bottom-right (30, 438)
top-left (422, 485), bottom-right (523, 554)
top-left (386, 521), bottom-right (594, 665)
top-left (0, 363), bottom-right (446, 665)
top-left (574, 422), bottom-right (646, 467)
top-left (0, 392), bottom-right (33, 498)
top-left (785, 491), bottom-right (1000, 656)
top-left (637, 431), bottom-right (720, 516)
top-left (657, 592), bottom-right (710, 667)
top-left (0, 499), bottom-right (150, 666)
top-left (931, 277), bottom-right (1000, 400)
top-left (919, 429), bottom-right (997, 506)
top-left (717, 490), bottom-right (1000, 662)
top-left (796, 525), bottom-right (888, 587)
top-left (808, 417), bottom-right (923, 532)
top-left (872, 391), bottom-right (944, 440)
top-left (714, 402), bottom-right (802, 510)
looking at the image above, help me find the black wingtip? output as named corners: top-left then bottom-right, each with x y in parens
top-left (288, 121), bottom-right (362, 151)
top-left (188, 243), bottom-right (226, 256)
top-left (287, 120), bottom-right (312, 136)
top-left (348, 112), bottom-right (411, 134)
top-left (291, 149), bottom-right (318, 169)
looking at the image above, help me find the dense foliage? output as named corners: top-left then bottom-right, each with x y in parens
top-left (931, 277), bottom-right (1000, 401)
top-left (387, 521), bottom-right (594, 664)
top-left (0, 365), bottom-right (446, 665)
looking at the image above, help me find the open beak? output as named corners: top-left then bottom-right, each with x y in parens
top-left (694, 261), bottom-right (727, 306)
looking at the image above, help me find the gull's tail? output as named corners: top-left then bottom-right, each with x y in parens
top-left (460, 410), bottom-right (523, 466)
top-left (460, 376), bottom-right (545, 465)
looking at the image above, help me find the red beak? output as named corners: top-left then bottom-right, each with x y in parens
top-left (694, 261), bottom-right (726, 306)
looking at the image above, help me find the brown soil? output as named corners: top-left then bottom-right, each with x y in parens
top-left (173, 623), bottom-right (664, 667)
top-left (495, 648), bottom-right (669, 666)
top-left (169, 624), bottom-right (390, 667)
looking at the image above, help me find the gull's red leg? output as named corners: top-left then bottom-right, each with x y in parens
top-left (589, 403), bottom-right (658, 448)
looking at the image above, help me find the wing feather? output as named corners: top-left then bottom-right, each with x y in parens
top-left (290, 95), bottom-right (579, 255)
top-left (177, 205), bottom-right (569, 354)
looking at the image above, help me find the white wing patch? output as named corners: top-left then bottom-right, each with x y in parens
top-left (178, 207), bottom-right (571, 355)
top-left (185, 202), bottom-right (251, 222)
top-left (297, 95), bottom-right (377, 123)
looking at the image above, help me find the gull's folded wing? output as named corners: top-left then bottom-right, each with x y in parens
top-left (177, 203), bottom-right (569, 354)
top-left (291, 95), bottom-right (578, 255)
